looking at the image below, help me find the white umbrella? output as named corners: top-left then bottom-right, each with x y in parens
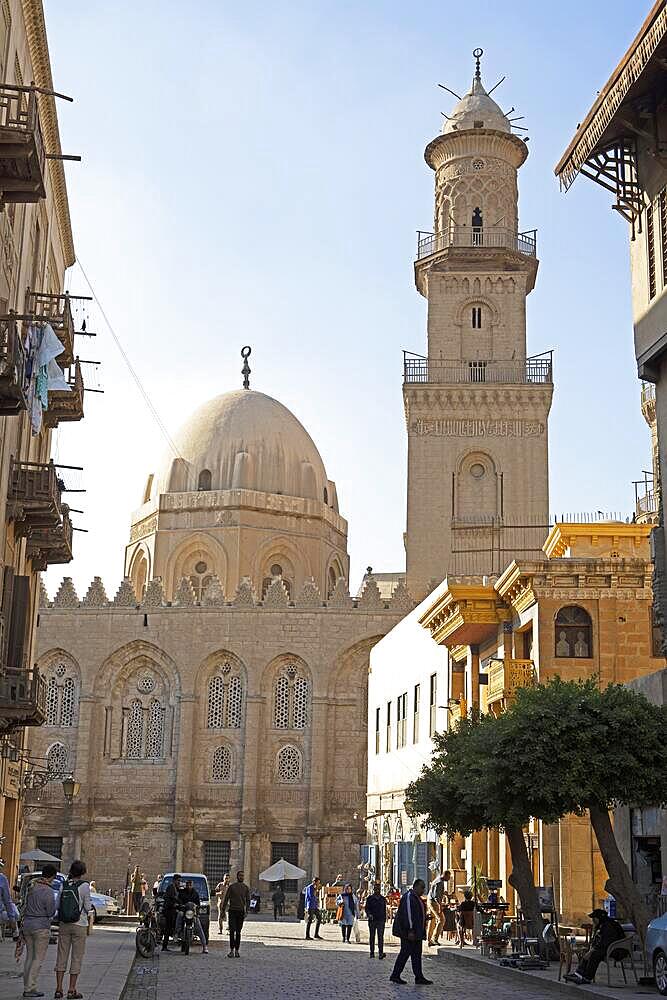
top-left (20, 848), bottom-right (61, 863)
top-left (258, 858), bottom-right (307, 882)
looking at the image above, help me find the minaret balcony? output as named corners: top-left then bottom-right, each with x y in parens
top-left (416, 226), bottom-right (537, 260)
top-left (24, 290), bottom-right (75, 366)
top-left (635, 486), bottom-right (659, 524)
top-left (403, 353), bottom-right (553, 386)
top-left (0, 85), bottom-right (46, 206)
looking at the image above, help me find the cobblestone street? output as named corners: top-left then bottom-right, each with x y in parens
top-left (118, 919), bottom-right (589, 1000)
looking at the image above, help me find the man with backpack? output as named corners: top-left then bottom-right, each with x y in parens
top-left (54, 860), bottom-right (93, 1000)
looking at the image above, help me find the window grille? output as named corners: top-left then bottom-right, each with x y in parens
top-left (273, 668), bottom-right (309, 729)
top-left (292, 677), bottom-right (309, 729)
top-left (45, 676), bottom-right (59, 725)
top-left (207, 676), bottom-right (225, 729)
top-left (46, 742), bottom-right (68, 774)
top-left (226, 675), bottom-right (243, 728)
top-left (274, 674), bottom-right (290, 728)
top-left (271, 841), bottom-right (299, 892)
top-left (146, 699), bottom-right (164, 758)
top-left (277, 745), bottom-right (301, 783)
top-left (660, 188), bottom-right (667, 288)
top-left (211, 745), bottom-right (232, 782)
top-left (126, 699), bottom-right (144, 759)
top-left (36, 836), bottom-right (63, 860)
top-left (648, 204), bottom-right (657, 299)
top-left (203, 840), bottom-right (231, 887)
top-left (60, 678), bottom-right (76, 727)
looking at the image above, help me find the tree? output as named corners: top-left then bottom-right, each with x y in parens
top-left (405, 712), bottom-right (550, 933)
top-left (502, 676), bottom-right (667, 946)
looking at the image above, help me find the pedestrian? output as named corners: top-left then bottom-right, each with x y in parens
top-left (565, 908), bottom-right (626, 985)
top-left (365, 881), bottom-right (387, 959)
top-left (336, 883), bottom-right (358, 943)
top-left (271, 883), bottom-right (285, 921)
top-left (54, 859), bottom-right (94, 1000)
top-left (427, 869), bottom-right (451, 947)
top-left (389, 878), bottom-right (433, 985)
top-left (215, 874), bottom-right (229, 933)
top-left (130, 866), bottom-right (143, 914)
top-left (161, 874), bottom-right (180, 951)
top-left (220, 869), bottom-right (250, 957)
top-left (153, 874), bottom-right (163, 898)
top-left (0, 858), bottom-right (19, 940)
top-left (304, 876), bottom-right (322, 940)
top-left (20, 863), bottom-right (58, 999)
top-left (457, 889), bottom-right (476, 947)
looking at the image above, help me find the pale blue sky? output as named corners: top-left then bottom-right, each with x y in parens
top-left (43, 0), bottom-right (649, 597)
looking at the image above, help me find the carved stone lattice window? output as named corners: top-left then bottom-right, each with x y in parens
top-left (46, 742), bottom-right (69, 775)
top-left (146, 699), bottom-right (164, 758)
top-left (206, 667), bottom-right (244, 729)
top-left (273, 667), bottom-right (309, 729)
top-left (126, 699), bottom-right (144, 759)
top-left (277, 744), bottom-right (301, 783)
top-left (212, 745), bottom-right (232, 782)
top-left (44, 663), bottom-right (78, 727)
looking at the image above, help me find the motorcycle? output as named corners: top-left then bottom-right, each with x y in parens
top-left (180, 902), bottom-right (197, 955)
top-left (135, 900), bottom-right (160, 957)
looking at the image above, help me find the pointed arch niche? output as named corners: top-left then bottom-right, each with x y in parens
top-left (164, 534), bottom-right (228, 602)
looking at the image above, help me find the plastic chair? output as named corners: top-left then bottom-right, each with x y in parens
top-left (605, 935), bottom-right (640, 986)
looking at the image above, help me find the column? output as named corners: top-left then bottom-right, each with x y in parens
top-left (469, 646), bottom-right (480, 711)
top-left (175, 833), bottom-right (184, 872)
top-left (306, 697), bottom-right (329, 852)
top-left (311, 839), bottom-right (320, 877)
top-left (243, 837), bottom-right (251, 878)
top-left (73, 832), bottom-right (82, 859)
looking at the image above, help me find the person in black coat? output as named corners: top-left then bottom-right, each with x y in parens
top-left (365, 882), bottom-right (387, 959)
top-left (389, 879), bottom-right (433, 985)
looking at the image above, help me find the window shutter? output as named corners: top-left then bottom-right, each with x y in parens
top-left (1, 565), bottom-right (14, 661)
top-left (7, 574), bottom-right (29, 668)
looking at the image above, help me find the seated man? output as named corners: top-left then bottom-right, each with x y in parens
top-left (175, 878), bottom-right (208, 954)
top-left (566, 908), bottom-right (625, 985)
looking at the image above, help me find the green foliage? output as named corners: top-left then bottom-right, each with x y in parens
top-left (405, 676), bottom-right (667, 836)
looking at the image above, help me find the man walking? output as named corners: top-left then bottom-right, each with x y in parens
top-left (365, 882), bottom-right (387, 959)
top-left (220, 870), bottom-right (250, 957)
top-left (271, 884), bottom-right (285, 921)
top-left (215, 875), bottom-right (229, 934)
top-left (390, 879), bottom-right (433, 986)
top-left (21, 863), bottom-right (57, 998)
top-left (304, 876), bottom-right (323, 940)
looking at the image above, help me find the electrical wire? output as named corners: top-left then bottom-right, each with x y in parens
top-left (73, 258), bottom-right (182, 459)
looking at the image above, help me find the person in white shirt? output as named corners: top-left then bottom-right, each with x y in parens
top-left (54, 860), bottom-right (93, 1000)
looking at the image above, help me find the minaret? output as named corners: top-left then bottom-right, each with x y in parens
top-left (404, 51), bottom-right (553, 601)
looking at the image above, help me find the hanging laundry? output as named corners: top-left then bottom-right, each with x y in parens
top-left (26, 323), bottom-right (68, 435)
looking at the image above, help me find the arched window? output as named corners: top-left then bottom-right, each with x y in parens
top-left (206, 665), bottom-right (244, 730)
top-left (211, 745), bottom-right (232, 782)
top-left (328, 566), bottom-right (337, 598)
top-left (471, 206), bottom-right (483, 245)
top-left (46, 742), bottom-right (69, 775)
top-left (43, 662), bottom-right (78, 727)
top-left (262, 564), bottom-right (292, 600)
top-left (323, 486), bottom-right (329, 504)
top-left (126, 699), bottom-right (144, 758)
top-left (197, 469), bottom-right (212, 491)
top-left (189, 560), bottom-right (212, 602)
top-left (276, 745), bottom-right (302, 783)
top-left (273, 665), bottom-right (310, 729)
top-left (146, 699), bottom-right (164, 758)
top-left (371, 820), bottom-right (379, 844)
top-left (382, 817), bottom-right (391, 843)
top-left (395, 817), bottom-right (404, 842)
top-left (555, 606), bottom-right (593, 658)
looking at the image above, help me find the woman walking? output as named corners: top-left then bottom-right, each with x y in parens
top-left (55, 860), bottom-right (93, 1000)
top-left (336, 883), bottom-right (358, 943)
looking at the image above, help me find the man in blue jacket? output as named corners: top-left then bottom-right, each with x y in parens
top-left (390, 879), bottom-right (433, 985)
top-left (365, 882), bottom-right (387, 959)
top-left (304, 876), bottom-right (322, 940)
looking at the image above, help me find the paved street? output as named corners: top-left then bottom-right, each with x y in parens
top-left (120, 918), bottom-right (627, 1000)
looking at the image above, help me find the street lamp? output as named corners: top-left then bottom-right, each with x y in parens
top-left (61, 775), bottom-right (80, 805)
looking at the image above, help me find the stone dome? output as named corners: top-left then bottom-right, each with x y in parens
top-left (443, 75), bottom-right (510, 135)
top-left (153, 389), bottom-right (333, 506)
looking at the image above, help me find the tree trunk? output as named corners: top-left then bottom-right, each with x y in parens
top-left (506, 823), bottom-right (541, 938)
top-left (589, 802), bottom-right (651, 951)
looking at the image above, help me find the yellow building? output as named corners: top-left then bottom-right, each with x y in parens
top-left (0, 0), bottom-right (82, 880)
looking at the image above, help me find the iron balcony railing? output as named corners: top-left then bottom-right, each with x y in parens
top-left (0, 666), bottom-right (46, 728)
top-left (636, 488), bottom-right (659, 518)
top-left (403, 353), bottom-right (553, 385)
top-left (416, 226), bottom-right (537, 260)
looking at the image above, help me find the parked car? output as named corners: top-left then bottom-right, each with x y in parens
top-left (647, 910), bottom-right (667, 995)
top-left (157, 873), bottom-right (210, 941)
top-left (20, 872), bottom-right (120, 924)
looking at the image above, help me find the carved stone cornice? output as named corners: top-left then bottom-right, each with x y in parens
top-left (419, 582), bottom-right (509, 646)
top-left (403, 384), bottom-right (553, 423)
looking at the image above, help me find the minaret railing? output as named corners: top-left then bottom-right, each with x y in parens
top-left (416, 226), bottom-right (537, 260)
top-left (403, 352), bottom-right (552, 385)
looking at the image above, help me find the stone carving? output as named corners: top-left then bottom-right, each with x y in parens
top-left (410, 418), bottom-right (545, 438)
top-left (264, 577), bottom-right (290, 608)
top-left (142, 577), bottom-right (165, 608)
top-left (296, 578), bottom-right (321, 608)
top-left (174, 576), bottom-right (196, 607)
top-left (358, 577), bottom-right (385, 611)
top-left (113, 578), bottom-right (137, 608)
top-left (83, 576), bottom-right (109, 607)
top-left (202, 575), bottom-right (225, 606)
top-left (389, 580), bottom-right (414, 613)
top-left (129, 511), bottom-right (158, 543)
top-left (328, 576), bottom-right (353, 609)
top-left (233, 577), bottom-right (256, 607)
top-left (53, 577), bottom-right (79, 609)
top-left (38, 577), bottom-right (51, 609)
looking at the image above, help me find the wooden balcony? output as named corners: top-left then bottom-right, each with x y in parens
top-left (486, 658), bottom-right (536, 709)
top-left (8, 459), bottom-right (62, 530)
top-left (43, 359), bottom-right (84, 428)
top-left (25, 290), bottom-right (75, 365)
top-left (0, 666), bottom-right (46, 731)
top-left (26, 508), bottom-right (73, 569)
top-left (0, 315), bottom-right (26, 414)
top-left (0, 86), bottom-right (46, 206)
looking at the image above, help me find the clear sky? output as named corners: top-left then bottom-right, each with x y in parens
top-left (43, 0), bottom-right (650, 598)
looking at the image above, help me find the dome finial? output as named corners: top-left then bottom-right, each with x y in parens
top-left (241, 345), bottom-right (252, 390)
top-left (473, 47), bottom-right (483, 82)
